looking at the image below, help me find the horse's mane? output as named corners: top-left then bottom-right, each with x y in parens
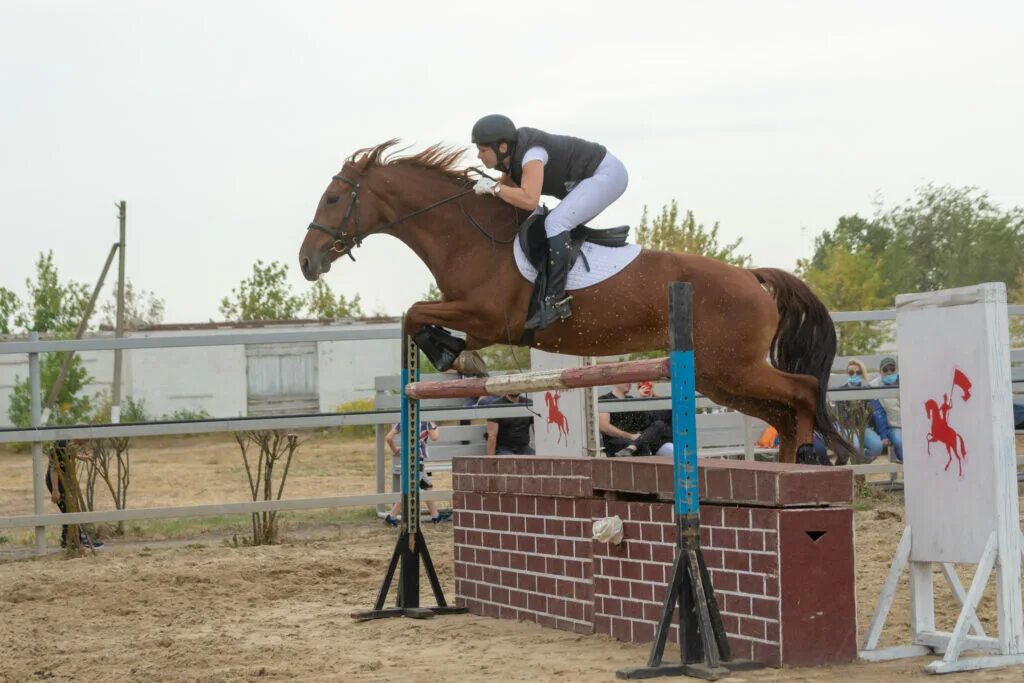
top-left (347, 139), bottom-right (473, 187)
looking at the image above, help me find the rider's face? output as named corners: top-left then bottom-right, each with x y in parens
top-left (476, 144), bottom-right (497, 168)
top-left (475, 143), bottom-right (508, 170)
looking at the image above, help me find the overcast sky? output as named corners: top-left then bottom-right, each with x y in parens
top-left (2, 1), bottom-right (1022, 324)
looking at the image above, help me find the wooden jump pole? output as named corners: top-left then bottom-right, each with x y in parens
top-left (405, 357), bottom-right (671, 400)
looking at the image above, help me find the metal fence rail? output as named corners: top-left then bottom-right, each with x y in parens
top-left (2, 308), bottom-right (1021, 556)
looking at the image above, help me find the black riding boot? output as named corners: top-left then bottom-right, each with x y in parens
top-left (524, 232), bottom-right (573, 330)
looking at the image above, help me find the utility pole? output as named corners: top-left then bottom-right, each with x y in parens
top-left (111, 201), bottom-right (126, 423)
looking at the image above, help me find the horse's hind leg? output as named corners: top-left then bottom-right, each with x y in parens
top-left (708, 360), bottom-right (820, 464)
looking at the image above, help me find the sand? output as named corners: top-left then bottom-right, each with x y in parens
top-left (2, 434), bottom-right (1024, 682)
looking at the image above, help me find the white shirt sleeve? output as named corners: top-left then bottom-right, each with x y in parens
top-left (521, 146), bottom-right (549, 166)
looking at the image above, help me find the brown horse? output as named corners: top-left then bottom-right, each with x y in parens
top-left (298, 141), bottom-right (855, 465)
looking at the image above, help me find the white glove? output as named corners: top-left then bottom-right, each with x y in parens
top-left (473, 177), bottom-right (497, 195)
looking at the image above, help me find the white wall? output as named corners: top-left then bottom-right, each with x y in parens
top-left (318, 335), bottom-right (400, 412)
top-left (126, 345), bottom-right (247, 420)
top-left (0, 322), bottom-right (402, 427)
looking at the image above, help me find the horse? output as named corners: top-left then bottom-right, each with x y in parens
top-left (298, 141), bottom-right (856, 465)
top-left (925, 397), bottom-right (967, 476)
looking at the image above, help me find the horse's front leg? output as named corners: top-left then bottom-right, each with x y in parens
top-left (404, 300), bottom-right (493, 373)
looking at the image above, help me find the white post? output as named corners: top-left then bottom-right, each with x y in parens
top-left (29, 331), bottom-right (47, 555)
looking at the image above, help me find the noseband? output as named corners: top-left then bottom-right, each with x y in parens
top-left (306, 169), bottom-right (498, 261)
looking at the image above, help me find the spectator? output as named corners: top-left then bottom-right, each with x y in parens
top-left (383, 421), bottom-right (450, 526)
top-left (869, 355), bottom-right (903, 463)
top-left (812, 358), bottom-right (883, 462)
top-left (837, 359), bottom-right (883, 460)
top-left (611, 381), bottom-right (674, 457)
top-left (484, 393), bottom-right (535, 455)
top-left (598, 383), bottom-right (656, 457)
top-left (45, 440), bottom-right (103, 550)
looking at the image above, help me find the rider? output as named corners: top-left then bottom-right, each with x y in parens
top-left (470, 114), bottom-right (628, 330)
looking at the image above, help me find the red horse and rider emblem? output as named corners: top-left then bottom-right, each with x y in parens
top-left (924, 368), bottom-right (972, 477)
top-left (545, 390), bottom-right (570, 444)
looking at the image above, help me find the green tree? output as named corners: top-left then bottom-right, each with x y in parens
top-left (219, 260), bottom-right (306, 321)
top-left (100, 281), bottom-right (166, 330)
top-left (0, 287), bottom-right (19, 335)
top-left (306, 279), bottom-right (364, 319)
top-left (880, 184), bottom-right (1024, 297)
top-left (635, 201), bottom-right (751, 266)
top-left (422, 282), bottom-right (442, 302)
top-left (15, 251), bottom-right (91, 333)
top-left (7, 350), bottom-right (93, 428)
top-left (800, 245), bottom-right (890, 355)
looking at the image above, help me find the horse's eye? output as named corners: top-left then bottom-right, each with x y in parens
top-left (325, 195), bottom-right (340, 205)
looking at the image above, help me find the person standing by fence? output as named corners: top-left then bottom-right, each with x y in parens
top-left (45, 440), bottom-right (103, 550)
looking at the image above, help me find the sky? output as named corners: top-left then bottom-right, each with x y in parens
top-left (2, 1), bottom-right (1023, 324)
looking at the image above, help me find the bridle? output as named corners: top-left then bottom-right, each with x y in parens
top-left (306, 169), bottom-right (484, 261)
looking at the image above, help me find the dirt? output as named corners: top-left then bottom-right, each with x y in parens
top-left (1, 434), bottom-right (1024, 681)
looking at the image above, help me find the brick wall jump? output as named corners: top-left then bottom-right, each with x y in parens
top-left (453, 456), bottom-right (856, 668)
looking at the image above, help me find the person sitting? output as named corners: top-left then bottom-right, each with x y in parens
top-left (610, 381), bottom-right (674, 457)
top-left (599, 383), bottom-right (650, 457)
top-left (471, 114), bottom-right (629, 330)
top-left (812, 358), bottom-right (883, 463)
top-left (482, 393), bottom-right (535, 455)
top-left (869, 355), bottom-right (903, 463)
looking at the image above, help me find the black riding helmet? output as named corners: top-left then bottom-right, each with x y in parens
top-left (471, 114), bottom-right (517, 170)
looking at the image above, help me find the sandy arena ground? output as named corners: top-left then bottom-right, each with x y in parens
top-left (2, 433), bottom-right (1024, 682)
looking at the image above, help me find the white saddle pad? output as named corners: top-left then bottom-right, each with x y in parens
top-left (513, 239), bottom-right (642, 290)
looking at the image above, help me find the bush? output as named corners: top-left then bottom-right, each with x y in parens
top-left (92, 390), bottom-right (149, 424)
top-left (160, 408), bottom-right (212, 422)
top-left (335, 398), bottom-right (375, 438)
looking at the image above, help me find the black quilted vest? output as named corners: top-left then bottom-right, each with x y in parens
top-left (508, 127), bottom-right (607, 199)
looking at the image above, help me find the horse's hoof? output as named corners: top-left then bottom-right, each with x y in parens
top-left (453, 350), bottom-right (489, 377)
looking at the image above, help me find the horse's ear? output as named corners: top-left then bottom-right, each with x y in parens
top-left (354, 153), bottom-right (370, 170)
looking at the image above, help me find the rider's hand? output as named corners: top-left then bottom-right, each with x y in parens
top-left (473, 177), bottom-right (497, 196)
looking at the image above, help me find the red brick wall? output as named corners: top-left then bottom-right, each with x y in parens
top-left (453, 455), bottom-right (856, 667)
top-left (453, 458), bottom-right (595, 634)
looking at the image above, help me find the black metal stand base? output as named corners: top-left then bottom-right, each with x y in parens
top-left (351, 528), bottom-right (468, 622)
top-left (616, 543), bottom-right (761, 680)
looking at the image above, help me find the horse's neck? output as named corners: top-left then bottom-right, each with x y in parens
top-left (373, 168), bottom-right (519, 284)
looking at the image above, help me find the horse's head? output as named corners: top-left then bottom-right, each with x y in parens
top-left (299, 154), bottom-right (386, 281)
top-left (299, 140), bottom-right (501, 283)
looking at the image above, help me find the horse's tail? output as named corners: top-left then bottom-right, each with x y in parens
top-left (751, 267), bottom-right (858, 464)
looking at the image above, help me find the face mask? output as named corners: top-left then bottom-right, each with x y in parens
top-left (847, 375), bottom-right (862, 386)
top-left (882, 373), bottom-right (899, 385)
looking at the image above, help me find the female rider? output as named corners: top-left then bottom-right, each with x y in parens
top-left (471, 114), bottom-right (628, 330)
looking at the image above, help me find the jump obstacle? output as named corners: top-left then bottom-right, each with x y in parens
top-left (356, 281), bottom-right (1024, 677)
top-left (356, 283), bottom-right (755, 679)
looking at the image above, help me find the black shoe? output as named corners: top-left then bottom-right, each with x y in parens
top-left (524, 233), bottom-right (574, 330)
top-left (384, 514), bottom-right (399, 527)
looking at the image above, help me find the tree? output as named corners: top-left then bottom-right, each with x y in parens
top-left (306, 279), bottom-right (364, 320)
top-left (0, 287), bottom-right (19, 335)
top-left (15, 251), bottom-right (91, 333)
top-left (800, 185), bottom-right (1024, 355)
top-left (635, 201), bottom-right (751, 266)
top-left (880, 185), bottom-right (1024, 297)
top-left (422, 282), bottom-right (442, 302)
top-left (219, 260), bottom-right (306, 321)
top-left (800, 245), bottom-right (890, 355)
top-left (7, 350), bottom-right (93, 428)
top-left (100, 281), bottom-right (165, 330)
